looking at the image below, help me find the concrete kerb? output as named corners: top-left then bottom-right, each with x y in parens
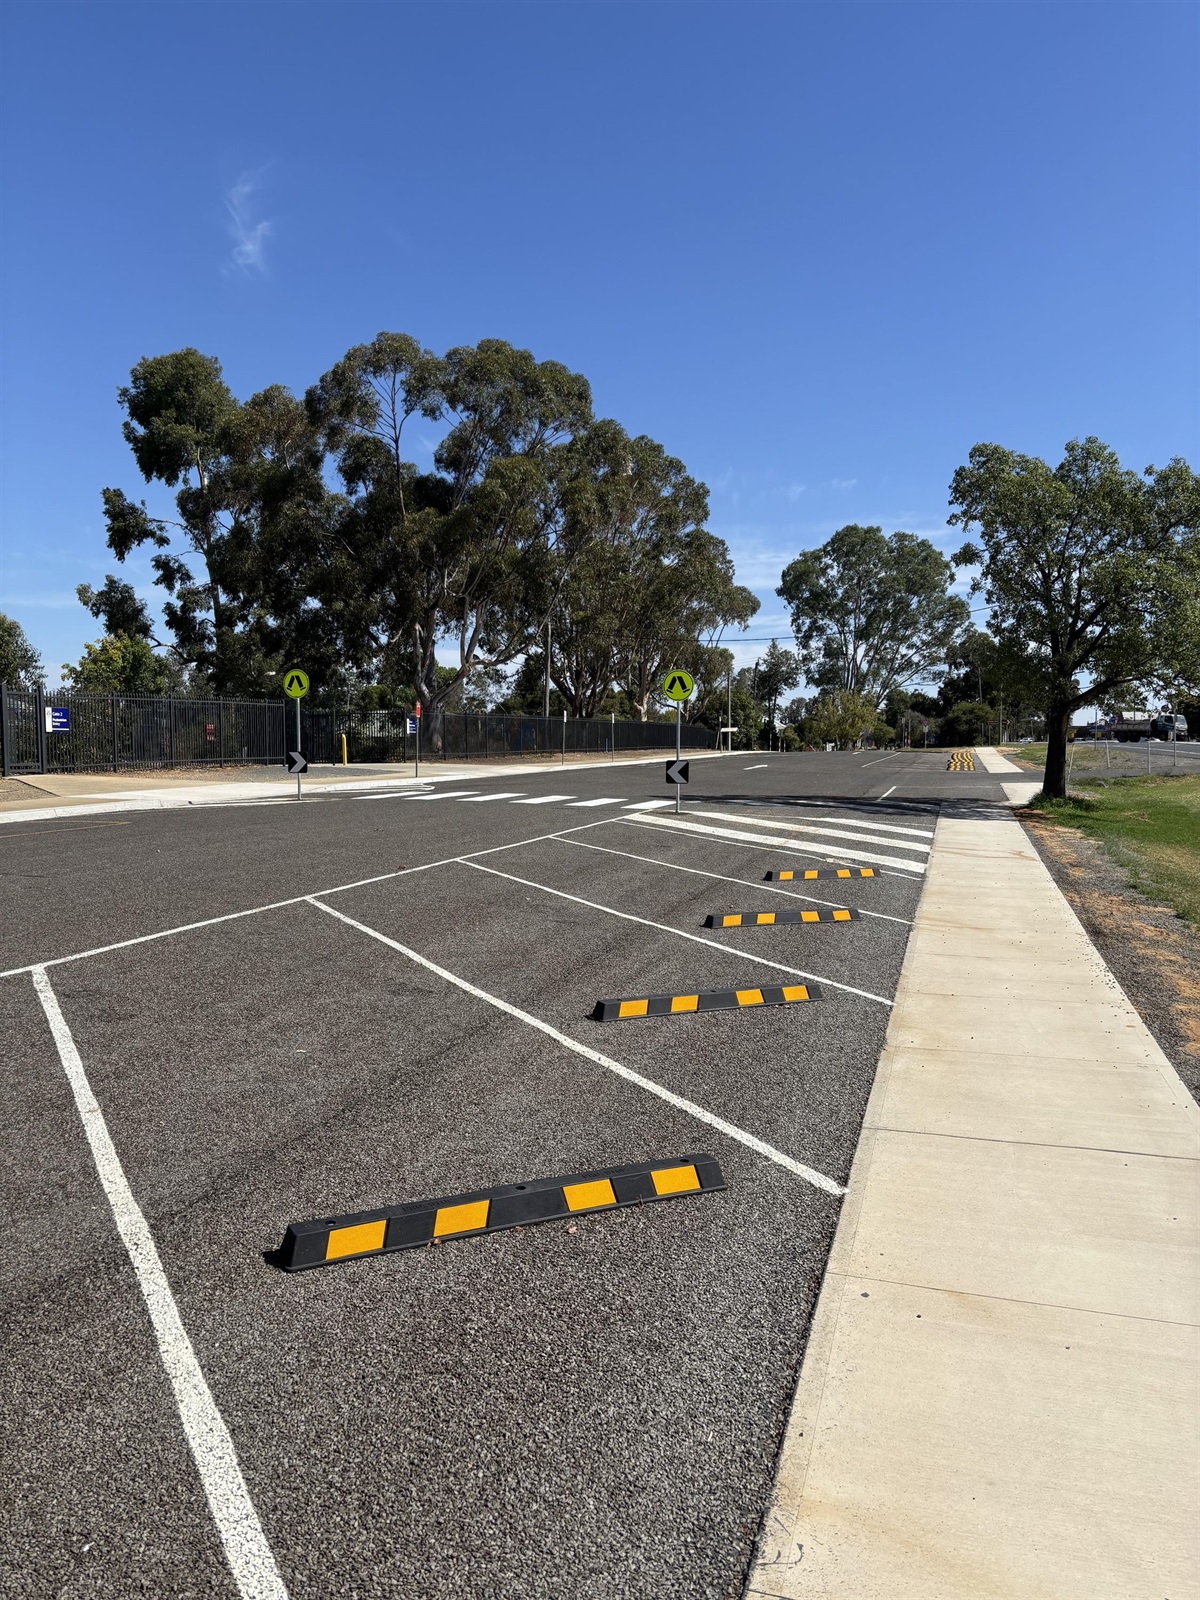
top-left (0, 749), bottom-right (738, 826)
top-left (745, 804), bottom-right (1200, 1600)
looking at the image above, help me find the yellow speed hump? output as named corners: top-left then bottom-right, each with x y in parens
top-left (662, 670), bottom-right (694, 701)
top-left (283, 669), bottom-right (310, 699)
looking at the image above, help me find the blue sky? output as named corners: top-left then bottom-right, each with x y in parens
top-left (1, 0), bottom-right (1195, 688)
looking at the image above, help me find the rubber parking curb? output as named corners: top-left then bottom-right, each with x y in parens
top-left (593, 984), bottom-right (823, 1020)
top-left (704, 908), bottom-right (860, 927)
top-left (765, 867), bottom-right (879, 881)
top-left (278, 1154), bottom-right (726, 1271)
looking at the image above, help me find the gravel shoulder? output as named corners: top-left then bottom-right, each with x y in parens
top-left (1020, 810), bottom-right (1200, 1105)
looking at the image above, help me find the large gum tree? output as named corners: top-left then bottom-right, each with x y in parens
top-left (949, 436), bottom-right (1200, 798)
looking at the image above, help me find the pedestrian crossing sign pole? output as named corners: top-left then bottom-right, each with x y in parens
top-left (283, 669), bottom-right (309, 799)
top-left (662, 670), bottom-right (695, 812)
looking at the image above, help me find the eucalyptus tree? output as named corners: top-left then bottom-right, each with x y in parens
top-left (100, 350), bottom-right (327, 693)
top-left (778, 525), bottom-right (967, 705)
top-left (305, 334), bottom-right (593, 741)
top-left (949, 437), bottom-right (1200, 797)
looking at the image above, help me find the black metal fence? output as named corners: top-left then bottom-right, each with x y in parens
top-left (0, 684), bottom-right (714, 776)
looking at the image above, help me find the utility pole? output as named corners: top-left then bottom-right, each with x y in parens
top-left (727, 664), bottom-right (732, 752)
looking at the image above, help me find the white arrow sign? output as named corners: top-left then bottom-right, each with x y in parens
top-left (287, 750), bottom-right (309, 775)
top-left (665, 759), bottom-right (690, 784)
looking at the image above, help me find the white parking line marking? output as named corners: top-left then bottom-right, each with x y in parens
top-left (459, 860), bottom-right (894, 1005)
top-left (31, 968), bottom-right (289, 1600)
top-left (457, 792), bottom-right (526, 802)
top-left (876, 785), bottom-right (897, 801)
top-left (403, 790), bottom-right (479, 801)
top-left (744, 764), bottom-right (768, 770)
top-left (554, 837), bottom-right (914, 925)
top-left (566, 797), bottom-right (627, 808)
top-left (307, 899), bottom-right (845, 1197)
top-left (632, 815), bottom-right (927, 874)
top-left (0, 819), bottom-right (618, 980)
top-left (688, 809), bottom-right (930, 854)
top-left (729, 803), bottom-right (934, 837)
top-left (622, 799), bottom-right (674, 811)
top-left (511, 794), bottom-right (576, 805)
top-left (861, 753), bottom-right (898, 766)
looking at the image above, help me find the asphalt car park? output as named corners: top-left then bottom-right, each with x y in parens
top-left (2, 750), bottom-right (1013, 1599)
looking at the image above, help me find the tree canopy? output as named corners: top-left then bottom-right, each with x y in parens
top-left (95, 334), bottom-right (754, 732)
top-left (949, 436), bottom-right (1200, 795)
top-left (777, 525), bottom-right (967, 707)
top-left (0, 613), bottom-right (43, 686)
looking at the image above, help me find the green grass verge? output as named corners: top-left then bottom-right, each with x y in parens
top-left (1027, 774), bottom-right (1200, 926)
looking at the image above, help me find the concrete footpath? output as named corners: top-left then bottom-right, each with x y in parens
top-left (748, 804), bottom-right (1200, 1597)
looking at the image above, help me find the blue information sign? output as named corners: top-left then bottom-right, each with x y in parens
top-left (48, 706), bottom-right (70, 732)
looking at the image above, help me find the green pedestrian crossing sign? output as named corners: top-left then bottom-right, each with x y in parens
top-left (662, 670), bottom-right (694, 701)
top-left (283, 669), bottom-right (310, 699)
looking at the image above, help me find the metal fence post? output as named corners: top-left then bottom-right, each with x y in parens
top-left (111, 693), bottom-right (119, 771)
top-left (0, 682), bottom-right (9, 778)
top-left (169, 697), bottom-right (176, 767)
top-left (218, 698), bottom-right (225, 767)
top-left (35, 683), bottom-right (48, 775)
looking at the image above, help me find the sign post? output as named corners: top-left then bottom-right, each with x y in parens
top-left (414, 700), bottom-right (422, 778)
top-left (283, 669), bottom-right (309, 798)
top-left (662, 670), bottom-right (695, 813)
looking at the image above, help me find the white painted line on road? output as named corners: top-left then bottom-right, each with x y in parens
top-left (555, 836), bottom-right (913, 925)
top-left (861, 753), bottom-right (898, 766)
top-left (306, 899), bottom-right (845, 1197)
top-left (631, 815), bottom-right (927, 875)
top-left (0, 819), bottom-right (618, 980)
top-left (31, 968), bottom-right (289, 1600)
top-left (622, 799), bottom-right (674, 811)
top-left (689, 809), bottom-right (931, 854)
top-left (565, 797), bottom-right (627, 808)
top-left (457, 792), bottom-right (526, 802)
top-left (875, 785), bottom-right (897, 801)
top-left (744, 764), bottom-right (769, 770)
top-left (511, 794), bottom-right (575, 805)
top-left (403, 790), bottom-right (479, 801)
top-left (460, 860), bottom-right (894, 1006)
top-left (728, 803), bottom-right (935, 838)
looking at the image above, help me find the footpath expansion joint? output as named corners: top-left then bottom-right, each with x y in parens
top-left (278, 1154), bottom-right (726, 1270)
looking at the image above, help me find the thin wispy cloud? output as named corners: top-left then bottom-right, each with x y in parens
top-left (831, 477), bottom-right (857, 490)
top-left (224, 171), bottom-right (272, 275)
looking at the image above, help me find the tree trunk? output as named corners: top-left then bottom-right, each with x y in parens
top-left (1043, 702), bottom-right (1072, 798)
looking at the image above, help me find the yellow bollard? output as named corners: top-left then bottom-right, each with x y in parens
top-left (340, 733), bottom-right (348, 766)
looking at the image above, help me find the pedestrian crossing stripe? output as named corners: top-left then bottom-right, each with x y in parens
top-left (704, 908), bottom-right (859, 927)
top-left (277, 1155), bottom-right (726, 1270)
top-left (593, 984), bottom-right (822, 1020)
top-left (766, 868), bottom-right (878, 880)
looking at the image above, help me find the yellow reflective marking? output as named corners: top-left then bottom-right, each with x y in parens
top-left (736, 988), bottom-right (764, 1006)
top-left (781, 984), bottom-right (810, 1001)
top-left (670, 994), bottom-right (699, 1012)
top-left (434, 1198), bottom-right (489, 1237)
top-left (325, 1219), bottom-right (386, 1260)
top-left (779, 871), bottom-right (794, 881)
top-left (804, 871), bottom-right (818, 880)
top-left (801, 910), bottom-right (819, 922)
top-left (651, 1164), bottom-right (700, 1196)
top-left (563, 1178), bottom-right (616, 1211)
top-left (837, 869), bottom-right (851, 878)
top-left (619, 998), bottom-right (649, 1018)
top-left (756, 912), bottom-right (775, 925)
top-left (861, 869), bottom-right (875, 877)
top-left (722, 914), bottom-right (742, 927)
top-left (833, 909), bottom-right (852, 921)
